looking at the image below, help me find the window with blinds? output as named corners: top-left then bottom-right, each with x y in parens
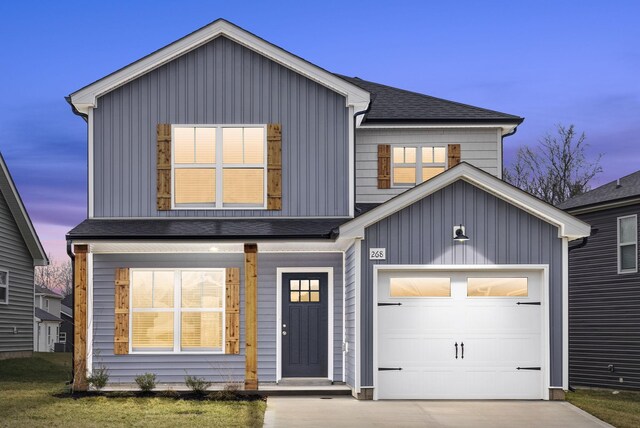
top-left (130, 269), bottom-right (225, 353)
top-left (173, 125), bottom-right (266, 208)
top-left (392, 145), bottom-right (446, 187)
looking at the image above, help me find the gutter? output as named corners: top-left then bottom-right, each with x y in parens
top-left (65, 96), bottom-right (88, 123)
top-left (66, 240), bottom-right (75, 385)
top-left (353, 98), bottom-right (374, 215)
top-left (500, 125), bottom-right (519, 177)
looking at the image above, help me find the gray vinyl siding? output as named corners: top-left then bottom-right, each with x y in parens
top-left (93, 35), bottom-right (350, 218)
top-left (356, 127), bottom-right (501, 203)
top-left (568, 203), bottom-right (640, 390)
top-left (258, 253), bottom-right (343, 382)
top-left (92, 252), bottom-right (344, 383)
top-left (344, 243), bottom-right (357, 388)
top-left (359, 180), bottom-right (564, 387)
top-left (92, 253), bottom-right (245, 383)
top-left (0, 189), bottom-right (34, 354)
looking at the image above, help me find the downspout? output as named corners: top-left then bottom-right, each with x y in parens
top-left (500, 125), bottom-right (519, 178)
top-left (353, 98), bottom-right (373, 215)
top-left (66, 240), bottom-right (75, 384)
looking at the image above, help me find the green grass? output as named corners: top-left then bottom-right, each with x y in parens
top-left (0, 353), bottom-right (265, 428)
top-left (567, 388), bottom-right (640, 428)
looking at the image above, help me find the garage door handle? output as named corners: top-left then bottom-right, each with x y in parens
top-left (378, 367), bottom-right (403, 371)
top-left (378, 303), bottom-right (402, 306)
top-left (517, 367), bottom-right (541, 370)
top-left (461, 342), bottom-right (464, 359)
top-left (517, 302), bottom-right (541, 305)
top-left (455, 342), bottom-right (458, 359)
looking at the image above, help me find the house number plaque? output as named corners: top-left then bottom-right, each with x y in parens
top-left (369, 248), bottom-right (386, 260)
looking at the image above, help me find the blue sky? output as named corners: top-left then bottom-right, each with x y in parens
top-left (1, 1), bottom-right (639, 260)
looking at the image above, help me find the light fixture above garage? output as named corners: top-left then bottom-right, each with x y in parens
top-left (453, 225), bottom-right (469, 242)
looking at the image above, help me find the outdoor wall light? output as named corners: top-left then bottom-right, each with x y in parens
top-left (453, 225), bottom-right (469, 242)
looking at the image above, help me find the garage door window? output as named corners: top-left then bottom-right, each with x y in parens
top-left (467, 277), bottom-right (528, 297)
top-left (389, 277), bottom-right (451, 297)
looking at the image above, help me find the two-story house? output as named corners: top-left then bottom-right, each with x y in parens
top-left (33, 284), bottom-right (64, 352)
top-left (0, 152), bottom-right (48, 360)
top-left (66, 19), bottom-right (590, 400)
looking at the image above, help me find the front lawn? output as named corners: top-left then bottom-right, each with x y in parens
top-left (0, 353), bottom-right (265, 428)
top-left (567, 388), bottom-right (640, 428)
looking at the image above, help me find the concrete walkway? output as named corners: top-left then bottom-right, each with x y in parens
top-left (264, 397), bottom-right (612, 427)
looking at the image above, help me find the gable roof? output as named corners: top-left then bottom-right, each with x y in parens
top-left (0, 153), bottom-right (48, 266)
top-left (340, 162), bottom-right (590, 241)
top-left (35, 284), bottom-right (63, 299)
top-left (68, 19), bottom-right (370, 114)
top-left (35, 307), bottom-right (62, 323)
top-left (337, 75), bottom-right (523, 125)
top-left (559, 170), bottom-right (640, 212)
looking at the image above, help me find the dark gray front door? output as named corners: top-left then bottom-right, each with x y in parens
top-left (282, 272), bottom-right (328, 377)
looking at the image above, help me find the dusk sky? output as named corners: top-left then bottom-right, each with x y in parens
top-left (1, 1), bottom-right (639, 262)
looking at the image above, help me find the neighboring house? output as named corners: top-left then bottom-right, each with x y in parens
top-left (33, 284), bottom-right (64, 352)
top-left (0, 153), bottom-right (49, 360)
top-left (559, 171), bottom-right (640, 390)
top-left (59, 294), bottom-right (73, 353)
top-left (65, 19), bottom-right (590, 399)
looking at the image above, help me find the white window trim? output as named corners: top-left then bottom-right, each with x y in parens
top-left (129, 268), bottom-right (226, 355)
top-left (618, 214), bottom-right (638, 274)
top-left (59, 331), bottom-right (67, 344)
top-left (0, 270), bottom-right (8, 305)
top-left (391, 144), bottom-right (447, 188)
top-left (171, 124), bottom-right (268, 210)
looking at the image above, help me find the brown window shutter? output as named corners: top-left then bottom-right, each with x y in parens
top-left (114, 268), bottom-right (130, 355)
top-left (267, 124), bottom-right (282, 210)
top-left (448, 144), bottom-right (461, 168)
top-left (225, 267), bottom-right (241, 354)
top-left (377, 144), bottom-right (391, 189)
top-left (157, 124), bottom-right (172, 210)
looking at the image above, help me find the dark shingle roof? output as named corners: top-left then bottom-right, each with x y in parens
top-left (35, 307), bottom-right (62, 322)
top-left (35, 284), bottom-right (63, 298)
top-left (559, 170), bottom-right (640, 211)
top-left (337, 75), bottom-right (523, 124)
top-left (67, 218), bottom-right (350, 240)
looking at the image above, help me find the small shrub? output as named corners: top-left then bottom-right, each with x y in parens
top-left (135, 372), bottom-right (157, 392)
top-left (87, 366), bottom-right (110, 391)
top-left (224, 382), bottom-right (241, 392)
top-left (185, 375), bottom-right (212, 394)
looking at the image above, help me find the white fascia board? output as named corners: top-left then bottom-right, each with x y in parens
top-left (358, 123), bottom-right (519, 135)
top-left (339, 163), bottom-right (591, 240)
top-left (70, 20), bottom-right (369, 112)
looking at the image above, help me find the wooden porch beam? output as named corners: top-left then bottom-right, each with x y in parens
top-left (244, 243), bottom-right (258, 390)
top-left (73, 244), bottom-right (88, 391)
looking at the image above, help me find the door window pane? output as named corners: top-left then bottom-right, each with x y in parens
top-left (390, 277), bottom-right (451, 297)
top-left (467, 277), bottom-right (528, 297)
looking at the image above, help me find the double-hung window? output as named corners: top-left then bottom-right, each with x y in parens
top-left (618, 215), bottom-right (638, 273)
top-left (392, 145), bottom-right (446, 187)
top-left (131, 269), bottom-right (225, 353)
top-left (173, 125), bottom-right (266, 209)
top-left (0, 270), bottom-right (7, 304)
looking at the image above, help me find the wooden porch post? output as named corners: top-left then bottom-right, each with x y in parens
top-left (244, 243), bottom-right (258, 390)
top-left (73, 244), bottom-right (88, 391)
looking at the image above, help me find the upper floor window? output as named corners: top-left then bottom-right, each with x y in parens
top-left (392, 145), bottom-right (446, 187)
top-left (618, 215), bottom-right (638, 274)
top-left (172, 125), bottom-right (266, 209)
top-left (0, 270), bottom-right (7, 304)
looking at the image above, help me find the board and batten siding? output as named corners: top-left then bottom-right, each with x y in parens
top-left (92, 252), bottom-right (344, 383)
top-left (0, 189), bottom-right (34, 354)
top-left (93, 35), bottom-right (349, 218)
top-left (569, 203), bottom-right (640, 390)
top-left (356, 127), bottom-right (501, 203)
top-left (258, 253), bottom-right (343, 382)
top-left (359, 180), bottom-right (564, 387)
top-left (344, 243), bottom-right (357, 388)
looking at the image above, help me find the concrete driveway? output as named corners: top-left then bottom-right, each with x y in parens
top-left (264, 397), bottom-right (612, 428)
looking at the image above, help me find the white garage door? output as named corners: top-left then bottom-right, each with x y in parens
top-left (377, 269), bottom-right (544, 399)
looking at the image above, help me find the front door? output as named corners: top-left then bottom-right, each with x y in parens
top-left (282, 272), bottom-right (328, 377)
